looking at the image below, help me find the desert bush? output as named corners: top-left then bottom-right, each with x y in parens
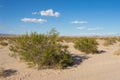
top-left (74, 37), bottom-right (98, 54)
top-left (103, 37), bottom-right (116, 46)
top-left (9, 29), bottom-right (73, 69)
top-left (0, 41), bottom-right (8, 46)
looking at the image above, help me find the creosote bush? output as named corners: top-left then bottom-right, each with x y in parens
top-left (74, 37), bottom-right (98, 54)
top-left (9, 29), bottom-right (73, 69)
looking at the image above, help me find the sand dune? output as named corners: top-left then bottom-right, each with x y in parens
top-left (0, 40), bottom-right (120, 80)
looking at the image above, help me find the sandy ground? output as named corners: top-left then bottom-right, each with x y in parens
top-left (0, 40), bottom-right (120, 80)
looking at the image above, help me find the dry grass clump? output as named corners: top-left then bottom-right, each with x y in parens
top-left (103, 37), bottom-right (117, 46)
top-left (0, 36), bottom-right (16, 46)
top-left (0, 37), bottom-right (6, 41)
top-left (114, 48), bottom-right (120, 55)
top-left (74, 37), bottom-right (98, 54)
top-left (0, 36), bottom-right (11, 41)
top-left (9, 29), bottom-right (73, 69)
top-left (0, 41), bottom-right (8, 46)
top-left (117, 37), bottom-right (120, 42)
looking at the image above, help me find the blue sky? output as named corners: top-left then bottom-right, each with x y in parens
top-left (0, 0), bottom-right (120, 36)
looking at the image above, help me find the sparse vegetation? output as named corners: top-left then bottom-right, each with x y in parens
top-left (0, 36), bottom-right (10, 41)
top-left (103, 37), bottom-right (117, 46)
top-left (58, 36), bottom-right (79, 43)
top-left (0, 41), bottom-right (8, 46)
top-left (74, 37), bottom-right (98, 54)
top-left (117, 37), bottom-right (120, 42)
top-left (9, 29), bottom-right (73, 69)
top-left (114, 47), bottom-right (120, 55)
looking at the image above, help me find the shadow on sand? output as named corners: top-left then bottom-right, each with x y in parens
top-left (0, 69), bottom-right (17, 78)
top-left (70, 54), bottom-right (89, 67)
top-left (69, 50), bottom-right (106, 68)
top-left (96, 50), bottom-right (106, 54)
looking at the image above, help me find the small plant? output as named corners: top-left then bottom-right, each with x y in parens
top-left (74, 37), bottom-right (98, 54)
top-left (0, 41), bottom-right (8, 46)
top-left (103, 37), bottom-right (116, 46)
top-left (9, 29), bottom-right (73, 69)
top-left (114, 48), bottom-right (120, 55)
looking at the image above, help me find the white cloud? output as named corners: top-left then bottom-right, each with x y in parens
top-left (76, 32), bottom-right (119, 36)
top-left (72, 20), bottom-right (88, 24)
top-left (102, 32), bottom-right (118, 35)
top-left (87, 27), bottom-right (103, 31)
top-left (21, 18), bottom-right (47, 23)
top-left (32, 12), bottom-right (38, 15)
top-left (76, 26), bottom-right (104, 31)
top-left (77, 27), bottom-right (86, 30)
top-left (40, 9), bottom-right (60, 17)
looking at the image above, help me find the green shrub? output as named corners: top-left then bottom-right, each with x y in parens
top-left (0, 42), bottom-right (8, 46)
top-left (74, 37), bottom-right (98, 54)
top-left (9, 29), bottom-right (73, 69)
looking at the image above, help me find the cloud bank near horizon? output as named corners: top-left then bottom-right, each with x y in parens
top-left (71, 20), bottom-right (88, 24)
top-left (21, 18), bottom-right (47, 24)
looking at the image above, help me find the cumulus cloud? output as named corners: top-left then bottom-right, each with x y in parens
top-left (40, 9), bottom-right (60, 17)
top-left (77, 27), bottom-right (86, 30)
top-left (21, 18), bottom-right (47, 23)
top-left (87, 27), bottom-right (103, 31)
top-left (72, 20), bottom-right (88, 24)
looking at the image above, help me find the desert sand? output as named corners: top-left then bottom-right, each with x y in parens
top-left (0, 40), bottom-right (120, 80)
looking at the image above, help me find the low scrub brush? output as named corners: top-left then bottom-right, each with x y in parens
top-left (74, 37), bottom-right (98, 54)
top-left (9, 29), bottom-right (73, 69)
